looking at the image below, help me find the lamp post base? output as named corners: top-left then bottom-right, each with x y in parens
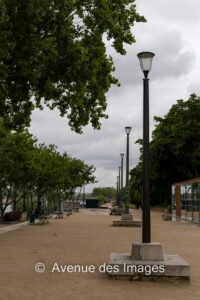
top-left (111, 208), bottom-right (126, 216)
top-left (107, 242), bottom-right (190, 280)
top-left (122, 214), bottom-right (133, 220)
top-left (112, 215), bottom-right (141, 227)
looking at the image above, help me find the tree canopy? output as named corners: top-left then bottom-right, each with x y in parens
top-left (92, 186), bottom-right (116, 200)
top-left (129, 94), bottom-right (200, 207)
top-left (0, 0), bottom-right (145, 131)
top-left (0, 121), bottom-right (95, 216)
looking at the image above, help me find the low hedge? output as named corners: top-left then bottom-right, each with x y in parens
top-left (3, 211), bottom-right (22, 222)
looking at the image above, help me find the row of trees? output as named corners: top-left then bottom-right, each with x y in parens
top-left (92, 187), bottom-right (116, 202)
top-left (129, 94), bottom-right (200, 207)
top-left (0, 120), bottom-right (95, 217)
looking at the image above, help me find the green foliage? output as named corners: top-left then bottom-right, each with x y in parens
top-left (129, 163), bottom-right (142, 208)
top-left (0, 0), bottom-right (145, 131)
top-left (96, 194), bottom-right (105, 204)
top-left (150, 93), bottom-right (200, 205)
top-left (0, 121), bottom-right (96, 216)
top-left (92, 187), bottom-right (116, 200)
top-left (130, 94), bottom-right (200, 206)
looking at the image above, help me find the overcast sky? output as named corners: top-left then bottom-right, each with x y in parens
top-left (30, 0), bottom-right (200, 193)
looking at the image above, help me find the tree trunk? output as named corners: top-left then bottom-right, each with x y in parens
top-left (30, 192), bottom-right (33, 210)
top-left (59, 198), bottom-right (61, 211)
top-left (13, 188), bottom-right (17, 211)
top-left (76, 187), bottom-right (82, 202)
top-left (0, 187), bottom-right (3, 218)
top-left (37, 194), bottom-right (42, 202)
top-left (22, 193), bottom-right (26, 212)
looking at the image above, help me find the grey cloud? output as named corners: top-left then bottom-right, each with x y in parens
top-left (29, 0), bottom-right (199, 192)
top-left (149, 33), bottom-right (195, 79)
top-left (187, 80), bottom-right (200, 96)
top-left (106, 32), bottom-right (195, 95)
top-left (136, 0), bottom-right (200, 24)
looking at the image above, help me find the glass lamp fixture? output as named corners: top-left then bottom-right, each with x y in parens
top-left (125, 126), bottom-right (132, 135)
top-left (120, 153), bottom-right (124, 159)
top-left (137, 52), bottom-right (155, 76)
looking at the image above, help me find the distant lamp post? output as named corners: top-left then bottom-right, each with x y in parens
top-left (120, 153), bottom-right (124, 208)
top-left (83, 184), bottom-right (85, 206)
top-left (125, 126), bottom-right (131, 214)
top-left (137, 51), bottom-right (155, 243)
top-left (117, 175), bottom-right (120, 206)
top-left (118, 166), bottom-right (121, 207)
top-left (116, 177), bottom-right (119, 206)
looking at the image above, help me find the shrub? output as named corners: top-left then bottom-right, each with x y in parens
top-left (3, 211), bottom-right (22, 222)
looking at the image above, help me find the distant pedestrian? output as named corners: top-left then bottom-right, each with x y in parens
top-left (109, 206), bottom-right (117, 215)
top-left (29, 206), bottom-right (40, 224)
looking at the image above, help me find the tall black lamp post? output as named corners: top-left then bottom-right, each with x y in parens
top-left (125, 127), bottom-right (131, 214)
top-left (120, 153), bottom-right (124, 208)
top-left (137, 51), bottom-right (155, 243)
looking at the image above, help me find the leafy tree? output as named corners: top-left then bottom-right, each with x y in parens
top-left (0, 0), bottom-right (145, 131)
top-left (0, 122), bottom-right (96, 217)
top-left (150, 93), bottom-right (200, 205)
top-left (0, 125), bottom-right (37, 215)
top-left (129, 162), bottom-right (142, 208)
top-left (92, 187), bottom-right (116, 200)
top-left (129, 94), bottom-right (200, 207)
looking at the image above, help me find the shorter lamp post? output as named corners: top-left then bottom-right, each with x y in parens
top-left (137, 51), bottom-right (155, 243)
top-left (118, 167), bottom-right (121, 207)
top-left (125, 126), bottom-right (131, 214)
top-left (83, 184), bottom-right (85, 206)
top-left (120, 153), bottom-right (124, 208)
top-left (116, 177), bottom-right (119, 206)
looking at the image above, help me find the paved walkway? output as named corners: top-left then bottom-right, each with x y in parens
top-left (0, 222), bottom-right (28, 235)
top-left (82, 208), bottom-right (109, 215)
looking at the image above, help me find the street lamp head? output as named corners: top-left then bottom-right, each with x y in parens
top-left (119, 166), bottom-right (121, 170)
top-left (120, 153), bottom-right (124, 159)
top-left (125, 126), bottom-right (132, 135)
top-left (137, 52), bottom-right (155, 76)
